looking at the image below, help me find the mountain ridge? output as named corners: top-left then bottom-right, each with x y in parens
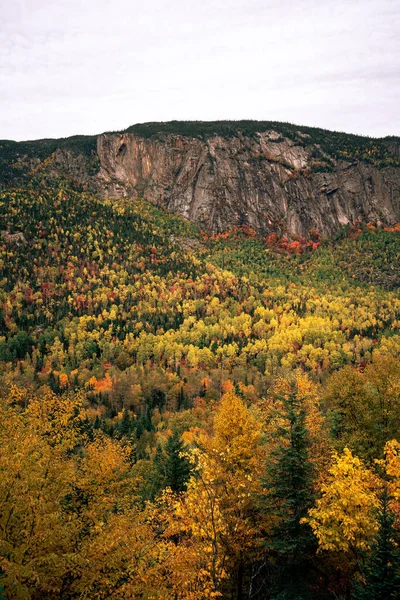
top-left (3, 119), bottom-right (400, 143)
top-left (1, 120), bottom-right (400, 236)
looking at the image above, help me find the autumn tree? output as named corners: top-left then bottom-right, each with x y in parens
top-left (68, 435), bottom-right (170, 599)
top-left (0, 387), bottom-right (82, 599)
top-left (306, 448), bottom-right (380, 558)
top-left (169, 391), bottom-right (265, 599)
top-left (323, 356), bottom-right (400, 461)
top-left (0, 386), bottom-right (170, 600)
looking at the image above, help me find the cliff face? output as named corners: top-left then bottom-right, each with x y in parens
top-left (94, 130), bottom-right (400, 236)
top-left (2, 123), bottom-right (399, 236)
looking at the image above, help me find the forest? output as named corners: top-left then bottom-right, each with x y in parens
top-left (1, 172), bottom-right (400, 599)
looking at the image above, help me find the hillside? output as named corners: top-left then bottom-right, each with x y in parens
top-left (0, 142), bottom-right (400, 599)
top-left (1, 120), bottom-right (400, 237)
top-left (1, 176), bottom-right (399, 383)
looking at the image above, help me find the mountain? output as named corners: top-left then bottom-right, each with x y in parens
top-left (1, 120), bottom-right (399, 236)
top-left (1, 125), bottom-right (400, 599)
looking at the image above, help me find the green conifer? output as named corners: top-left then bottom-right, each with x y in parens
top-left (164, 431), bottom-right (191, 492)
top-left (266, 390), bottom-right (316, 599)
top-left (353, 489), bottom-right (400, 600)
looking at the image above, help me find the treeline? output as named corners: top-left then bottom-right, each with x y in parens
top-left (0, 137), bottom-right (98, 185)
top-left (124, 120), bottom-right (400, 166)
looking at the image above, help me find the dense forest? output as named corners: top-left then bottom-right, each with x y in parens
top-left (1, 170), bottom-right (400, 599)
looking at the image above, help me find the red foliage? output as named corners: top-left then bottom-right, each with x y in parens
top-left (287, 241), bottom-right (302, 255)
top-left (267, 232), bottom-right (278, 245)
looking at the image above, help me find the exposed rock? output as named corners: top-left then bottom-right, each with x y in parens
top-left (170, 235), bottom-right (203, 250)
top-left (93, 131), bottom-right (400, 236)
top-left (1, 231), bottom-right (27, 245)
top-left (3, 124), bottom-right (399, 237)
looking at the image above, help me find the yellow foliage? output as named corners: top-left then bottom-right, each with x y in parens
top-left (382, 439), bottom-right (400, 522)
top-left (0, 387), bottom-right (169, 600)
top-left (306, 448), bottom-right (380, 553)
top-left (167, 392), bottom-right (266, 597)
top-left (58, 372), bottom-right (69, 388)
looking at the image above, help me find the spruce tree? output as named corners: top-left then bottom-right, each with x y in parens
top-left (266, 390), bottom-right (316, 599)
top-left (164, 431), bottom-right (191, 492)
top-left (353, 489), bottom-right (400, 600)
top-left (118, 408), bottom-right (132, 438)
top-left (177, 386), bottom-right (185, 410)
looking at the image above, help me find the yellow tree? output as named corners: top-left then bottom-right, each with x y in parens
top-left (382, 439), bottom-right (400, 523)
top-left (0, 387), bottom-right (79, 599)
top-left (323, 356), bottom-right (400, 461)
top-left (167, 391), bottom-right (266, 599)
top-left (305, 448), bottom-right (380, 556)
top-left (69, 435), bottom-right (171, 599)
top-left (0, 386), bottom-right (171, 600)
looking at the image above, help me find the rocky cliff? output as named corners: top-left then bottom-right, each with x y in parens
top-left (2, 121), bottom-right (400, 236)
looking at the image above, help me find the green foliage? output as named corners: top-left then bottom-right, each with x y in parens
top-left (205, 224), bottom-right (400, 291)
top-left (0, 135), bottom-right (98, 184)
top-left (163, 431), bottom-right (191, 492)
top-left (124, 120), bottom-right (400, 166)
top-left (323, 356), bottom-right (400, 462)
top-left (265, 388), bottom-right (316, 598)
top-left (353, 490), bottom-right (400, 600)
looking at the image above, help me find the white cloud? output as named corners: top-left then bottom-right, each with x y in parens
top-left (0, 0), bottom-right (399, 140)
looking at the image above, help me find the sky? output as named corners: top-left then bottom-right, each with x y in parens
top-left (1, 0), bottom-right (399, 141)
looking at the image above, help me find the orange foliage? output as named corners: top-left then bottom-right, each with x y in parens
top-left (221, 379), bottom-right (234, 394)
top-left (94, 372), bottom-right (113, 393)
top-left (59, 372), bottom-right (69, 389)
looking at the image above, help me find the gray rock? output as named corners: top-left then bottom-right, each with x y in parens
top-left (91, 131), bottom-right (400, 236)
top-left (1, 231), bottom-right (27, 245)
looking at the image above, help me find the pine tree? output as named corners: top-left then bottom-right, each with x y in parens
top-left (48, 370), bottom-right (59, 393)
top-left (353, 488), bottom-right (400, 600)
top-left (266, 390), bottom-right (316, 599)
top-left (177, 386), bottom-right (185, 410)
top-left (154, 444), bottom-right (165, 477)
top-left (118, 408), bottom-right (132, 438)
top-left (234, 382), bottom-right (244, 398)
top-left (164, 431), bottom-right (191, 492)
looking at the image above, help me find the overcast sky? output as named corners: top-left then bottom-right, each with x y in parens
top-left (1, 0), bottom-right (399, 141)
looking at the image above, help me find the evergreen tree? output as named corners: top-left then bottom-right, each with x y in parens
top-left (154, 444), bottom-right (165, 477)
top-left (78, 415), bottom-right (94, 442)
top-left (265, 390), bottom-right (316, 599)
top-left (118, 408), bottom-right (132, 438)
top-left (177, 386), bottom-right (185, 410)
top-left (48, 370), bottom-right (59, 393)
top-left (353, 489), bottom-right (400, 600)
top-left (164, 431), bottom-right (191, 492)
top-left (234, 382), bottom-right (244, 398)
